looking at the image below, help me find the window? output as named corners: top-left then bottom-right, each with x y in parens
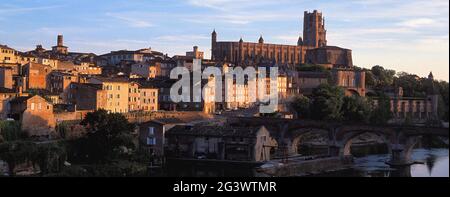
top-left (146, 137), bottom-right (156, 145)
top-left (38, 103), bottom-right (42, 110)
top-left (31, 103), bottom-right (35, 110)
top-left (148, 127), bottom-right (155, 135)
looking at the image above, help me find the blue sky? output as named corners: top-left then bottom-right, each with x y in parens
top-left (0, 0), bottom-right (448, 80)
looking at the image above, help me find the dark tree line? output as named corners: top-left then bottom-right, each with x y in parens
top-left (292, 84), bottom-right (392, 124)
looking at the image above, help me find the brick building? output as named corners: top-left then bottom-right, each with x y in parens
top-left (211, 10), bottom-right (353, 68)
top-left (9, 95), bottom-right (56, 137)
top-left (165, 125), bottom-right (276, 162)
top-left (22, 62), bottom-right (52, 90)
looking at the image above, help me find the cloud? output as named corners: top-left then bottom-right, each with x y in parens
top-left (115, 39), bottom-right (150, 44)
top-left (187, 0), bottom-right (292, 11)
top-left (106, 12), bottom-right (153, 28)
top-left (156, 35), bottom-right (209, 42)
top-left (398, 18), bottom-right (439, 28)
top-left (0, 5), bottom-right (64, 14)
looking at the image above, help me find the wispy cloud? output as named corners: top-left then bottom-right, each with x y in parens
top-left (0, 5), bottom-right (64, 14)
top-left (106, 12), bottom-right (154, 28)
top-left (397, 18), bottom-right (440, 28)
top-left (156, 35), bottom-right (209, 42)
top-left (187, 0), bottom-right (292, 11)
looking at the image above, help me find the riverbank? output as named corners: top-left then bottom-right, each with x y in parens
top-left (255, 156), bottom-right (353, 177)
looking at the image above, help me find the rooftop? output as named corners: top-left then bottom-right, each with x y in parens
top-left (0, 44), bottom-right (15, 50)
top-left (0, 87), bottom-right (16, 94)
top-left (166, 125), bottom-right (264, 137)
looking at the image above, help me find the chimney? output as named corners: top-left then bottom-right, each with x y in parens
top-left (18, 86), bottom-right (23, 96)
top-left (57, 35), bottom-right (64, 46)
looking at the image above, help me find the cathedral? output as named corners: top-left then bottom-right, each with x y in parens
top-left (211, 10), bottom-right (353, 68)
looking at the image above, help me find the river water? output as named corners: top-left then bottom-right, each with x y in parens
top-left (159, 148), bottom-right (448, 177)
top-left (350, 148), bottom-right (449, 177)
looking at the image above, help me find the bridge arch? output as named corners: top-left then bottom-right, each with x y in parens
top-left (288, 128), bottom-right (331, 155)
top-left (335, 126), bottom-right (395, 157)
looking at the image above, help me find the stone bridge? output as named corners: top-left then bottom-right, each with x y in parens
top-left (229, 117), bottom-right (449, 165)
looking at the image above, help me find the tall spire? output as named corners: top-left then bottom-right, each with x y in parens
top-left (258, 35), bottom-right (264, 44)
top-left (428, 71), bottom-right (434, 80)
top-left (297, 35), bottom-right (303, 46)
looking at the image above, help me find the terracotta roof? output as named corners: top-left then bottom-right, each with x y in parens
top-left (0, 44), bottom-right (15, 50)
top-left (90, 76), bottom-right (130, 83)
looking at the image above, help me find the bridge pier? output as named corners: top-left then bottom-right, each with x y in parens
top-left (328, 145), bottom-right (340, 157)
top-left (386, 144), bottom-right (414, 166)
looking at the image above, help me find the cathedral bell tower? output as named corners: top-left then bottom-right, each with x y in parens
top-left (303, 10), bottom-right (327, 48)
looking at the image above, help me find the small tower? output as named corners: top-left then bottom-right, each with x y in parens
top-left (428, 71), bottom-right (434, 81)
top-left (52, 34), bottom-right (68, 55)
top-left (239, 37), bottom-right (244, 63)
top-left (297, 36), bottom-right (303, 46)
top-left (303, 10), bottom-right (327, 47)
top-left (427, 71), bottom-right (439, 119)
top-left (57, 35), bottom-right (64, 46)
top-left (211, 29), bottom-right (217, 60)
top-left (258, 35), bottom-right (264, 44)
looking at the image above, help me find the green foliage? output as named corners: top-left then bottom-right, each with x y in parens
top-left (366, 65), bottom-right (449, 122)
top-left (56, 122), bottom-right (69, 139)
top-left (0, 141), bottom-right (36, 175)
top-left (436, 81), bottom-right (449, 121)
top-left (292, 95), bottom-right (311, 119)
top-left (0, 121), bottom-right (23, 142)
top-left (342, 96), bottom-right (373, 123)
top-left (367, 65), bottom-right (396, 89)
top-left (0, 140), bottom-right (67, 176)
top-left (34, 141), bottom-right (67, 174)
top-left (72, 109), bottom-right (136, 163)
top-left (370, 93), bottom-right (393, 125)
top-left (394, 72), bottom-right (425, 97)
top-left (311, 84), bottom-right (345, 121)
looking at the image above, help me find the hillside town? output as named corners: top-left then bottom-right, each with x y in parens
top-left (0, 10), bottom-right (448, 177)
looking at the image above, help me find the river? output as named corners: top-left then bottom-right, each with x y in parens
top-left (351, 148), bottom-right (449, 177)
top-left (158, 148), bottom-right (448, 177)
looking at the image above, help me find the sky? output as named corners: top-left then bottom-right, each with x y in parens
top-left (0, 0), bottom-right (448, 81)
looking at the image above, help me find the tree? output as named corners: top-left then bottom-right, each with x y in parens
top-left (370, 93), bottom-right (393, 125)
top-left (394, 72), bottom-right (424, 97)
top-left (437, 81), bottom-right (449, 121)
top-left (342, 96), bottom-right (373, 123)
top-left (0, 121), bottom-right (23, 142)
top-left (291, 95), bottom-right (311, 119)
top-left (0, 141), bottom-right (36, 176)
top-left (311, 84), bottom-right (345, 121)
top-left (77, 110), bottom-right (135, 163)
top-left (370, 65), bottom-right (395, 89)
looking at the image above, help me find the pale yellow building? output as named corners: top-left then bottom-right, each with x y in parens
top-left (88, 77), bottom-right (130, 113)
top-left (0, 45), bottom-right (19, 67)
top-left (139, 84), bottom-right (158, 112)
